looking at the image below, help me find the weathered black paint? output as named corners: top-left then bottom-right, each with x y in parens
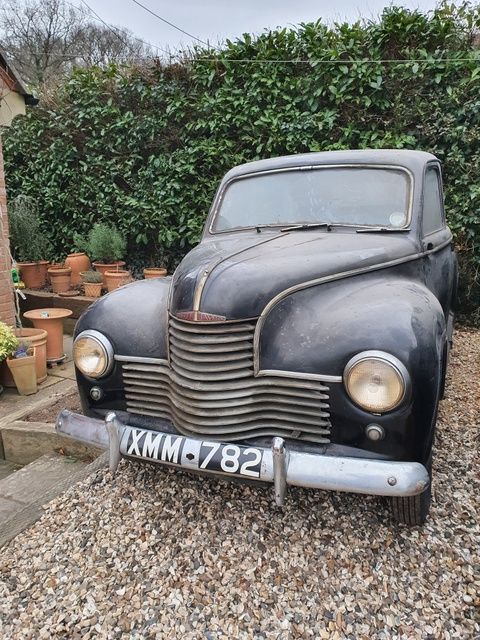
top-left (74, 150), bottom-right (457, 466)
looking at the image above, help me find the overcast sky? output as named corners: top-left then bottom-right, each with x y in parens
top-left (79, 0), bottom-right (440, 54)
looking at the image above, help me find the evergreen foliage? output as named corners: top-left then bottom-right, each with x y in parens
top-left (3, 5), bottom-right (479, 317)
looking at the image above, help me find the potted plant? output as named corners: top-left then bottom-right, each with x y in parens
top-left (8, 195), bottom-right (51, 289)
top-left (0, 325), bottom-right (48, 387)
top-left (80, 270), bottom-right (103, 298)
top-left (0, 322), bottom-right (18, 364)
top-left (64, 233), bottom-right (92, 286)
top-left (84, 223), bottom-right (126, 282)
top-left (6, 342), bottom-right (37, 396)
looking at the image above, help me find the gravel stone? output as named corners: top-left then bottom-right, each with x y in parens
top-left (0, 328), bottom-right (478, 639)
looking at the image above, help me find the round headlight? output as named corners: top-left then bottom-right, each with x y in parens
top-left (344, 351), bottom-right (408, 413)
top-left (73, 330), bottom-right (113, 378)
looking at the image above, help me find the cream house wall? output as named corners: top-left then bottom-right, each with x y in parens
top-left (0, 87), bottom-right (26, 126)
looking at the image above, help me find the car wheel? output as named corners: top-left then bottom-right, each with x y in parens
top-left (390, 456), bottom-right (432, 526)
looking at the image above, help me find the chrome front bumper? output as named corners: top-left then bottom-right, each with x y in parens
top-left (56, 410), bottom-right (429, 505)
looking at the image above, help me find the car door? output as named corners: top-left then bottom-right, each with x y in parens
top-left (421, 162), bottom-right (457, 318)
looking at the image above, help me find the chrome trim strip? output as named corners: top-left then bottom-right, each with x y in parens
top-left (209, 164), bottom-right (414, 235)
top-left (257, 368), bottom-right (342, 383)
top-left (56, 410), bottom-right (430, 498)
top-left (253, 236), bottom-right (452, 374)
top-left (114, 355), bottom-right (169, 366)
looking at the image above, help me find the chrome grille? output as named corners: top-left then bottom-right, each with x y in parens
top-left (121, 318), bottom-right (331, 443)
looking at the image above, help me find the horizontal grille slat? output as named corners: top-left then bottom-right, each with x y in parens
top-left (120, 316), bottom-right (331, 443)
top-left (125, 385), bottom-right (328, 409)
top-left (169, 336), bottom-right (252, 354)
top-left (126, 392), bottom-right (329, 420)
top-left (170, 344), bottom-right (249, 363)
top-left (169, 319), bottom-right (256, 334)
top-left (169, 330), bottom-right (253, 345)
top-left (170, 353), bottom-right (254, 374)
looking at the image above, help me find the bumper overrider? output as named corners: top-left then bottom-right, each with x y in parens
top-left (56, 410), bottom-right (429, 505)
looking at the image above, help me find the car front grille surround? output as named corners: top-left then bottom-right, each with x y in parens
top-left (120, 317), bottom-right (331, 443)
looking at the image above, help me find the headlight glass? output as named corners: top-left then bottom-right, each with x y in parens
top-left (73, 331), bottom-right (113, 378)
top-left (344, 352), bottom-right (407, 413)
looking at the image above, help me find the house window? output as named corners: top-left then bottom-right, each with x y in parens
top-left (423, 167), bottom-right (444, 235)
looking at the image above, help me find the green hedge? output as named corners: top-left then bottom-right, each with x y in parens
top-left (3, 5), bottom-right (480, 318)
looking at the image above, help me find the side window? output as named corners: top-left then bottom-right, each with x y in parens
top-left (423, 166), bottom-right (444, 235)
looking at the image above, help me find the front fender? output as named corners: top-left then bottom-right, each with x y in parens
top-left (75, 277), bottom-right (172, 358)
top-left (74, 277), bottom-right (172, 418)
top-left (257, 275), bottom-right (446, 462)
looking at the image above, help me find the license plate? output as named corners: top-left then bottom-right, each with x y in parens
top-left (198, 441), bottom-right (263, 478)
top-left (123, 428), bottom-right (263, 479)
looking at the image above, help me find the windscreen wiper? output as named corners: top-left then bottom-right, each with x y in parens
top-left (280, 222), bottom-right (332, 232)
top-left (356, 227), bottom-right (411, 233)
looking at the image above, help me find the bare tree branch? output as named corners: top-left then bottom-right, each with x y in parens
top-left (0, 0), bottom-right (154, 88)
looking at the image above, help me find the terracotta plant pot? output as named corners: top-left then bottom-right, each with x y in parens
top-left (144, 267), bottom-right (167, 279)
top-left (7, 353), bottom-right (37, 395)
top-left (46, 263), bottom-right (62, 284)
top-left (104, 270), bottom-right (131, 292)
top-left (15, 327), bottom-right (48, 384)
top-left (92, 261), bottom-right (126, 283)
top-left (23, 308), bottom-right (73, 362)
top-left (83, 282), bottom-right (103, 298)
top-left (18, 261), bottom-right (49, 289)
top-left (65, 252), bottom-right (91, 286)
top-left (48, 266), bottom-right (72, 293)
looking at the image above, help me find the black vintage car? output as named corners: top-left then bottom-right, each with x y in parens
top-left (58, 149), bottom-right (457, 525)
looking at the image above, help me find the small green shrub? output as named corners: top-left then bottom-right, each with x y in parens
top-left (0, 323), bottom-right (19, 361)
top-left (80, 269), bottom-right (103, 283)
top-left (85, 224), bottom-right (126, 263)
top-left (8, 195), bottom-right (51, 262)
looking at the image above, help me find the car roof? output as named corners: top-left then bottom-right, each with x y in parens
top-left (223, 149), bottom-right (438, 181)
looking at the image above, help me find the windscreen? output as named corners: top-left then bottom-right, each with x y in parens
top-left (213, 167), bottom-right (410, 231)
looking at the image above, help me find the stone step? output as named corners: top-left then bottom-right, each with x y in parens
top-left (1, 419), bottom-right (103, 466)
top-left (0, 459), bottom-right (20, 481)
top-left (0, 451), bottom-right (108, 548)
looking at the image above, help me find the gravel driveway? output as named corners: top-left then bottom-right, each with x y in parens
top-left (0, 329), bottom-right (478, 639)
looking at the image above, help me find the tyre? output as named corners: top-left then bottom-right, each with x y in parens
top-left (390, 456), bottom-right (432, 526)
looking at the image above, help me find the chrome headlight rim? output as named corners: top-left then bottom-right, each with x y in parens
top-left (73, 329), bottom-right (114, 379)
top-left (343, 350), bottom-right (410, 414)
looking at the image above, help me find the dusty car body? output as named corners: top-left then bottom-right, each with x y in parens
top-left (58, 149), bottom-right (457, 525)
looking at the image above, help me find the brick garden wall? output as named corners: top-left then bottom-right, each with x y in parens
top-left (0, 135), bottom-right (15, 326)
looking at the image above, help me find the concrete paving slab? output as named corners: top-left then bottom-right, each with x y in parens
top-left (0, 460), bottom-right (19, 481)
top-left (0, 378), bottom-right (76, 423)
top-left (1, 420), bottom-right (103, 465)
top-left (0, 333), bottom-right (75, 419)
top-left (0, 452), bottom-right (108, 548)
top-left (50, 359), bottom-right (75, 380)
top-left (0, 452), bottom-right (85, 504)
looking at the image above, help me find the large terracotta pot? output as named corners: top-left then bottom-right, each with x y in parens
top-left (144, 267), bottom-right (167, 279)
top-left (92, 261), bottom-right (126, 283)
top-left (104, 269), bottom-right (131, 292)
top-left (23, 308), bottom-right (73, 362)
top-left (48, 266), bottom-right (72, 293)
top-left (65, 252), bottom-right (91, 286)
top-left (18, 261), bottom-right (48, 289)
top-left (7, 354), bottom-right (37, 395)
